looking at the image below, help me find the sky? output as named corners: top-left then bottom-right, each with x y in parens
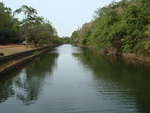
top-left (2, 0), bottom-right (121, 37)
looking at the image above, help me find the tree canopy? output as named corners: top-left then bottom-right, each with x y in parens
top-left (0, 3), bottom-right (62, 46)
top-left (71, 0), bottom-right (150, 56)
top-left (0, 2), bottom-right (16, 44)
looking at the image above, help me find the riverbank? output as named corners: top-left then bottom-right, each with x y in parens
top-left (75, 44), bottom-right (150, 63)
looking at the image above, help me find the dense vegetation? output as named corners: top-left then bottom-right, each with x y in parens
top-left (71, 0), bottom-right (150, 57)
top-left (61, 36), bottom-right (71, 44)
top-left (0, 2), bottom-right (62, 46)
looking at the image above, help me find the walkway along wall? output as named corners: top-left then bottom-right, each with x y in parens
top-left (0, 46), bottom-right (57, 76)
top-left (0, 46), bottom-right (50, 65)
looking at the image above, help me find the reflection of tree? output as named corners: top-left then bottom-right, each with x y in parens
top-left (0, 70), bottom-right (24, 104)
top-left (72, 48), bottom-right (150, 112)
top-left (0, 53), bottom-right (58, 105)
top-left (0, 81), bottom-right (15, 103)
top-left (15, 53), bottom-right (58, 105)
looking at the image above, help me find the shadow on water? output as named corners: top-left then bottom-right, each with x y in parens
top-left (72, 47), bottom-right (150, 113)
top-left (0, 52), bottom-right (58, 105)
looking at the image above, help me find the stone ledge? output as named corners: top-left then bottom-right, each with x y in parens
top-left (0, 46), bottom-right (50, 65)
top-left (0, 46), bottom-right (56, 76)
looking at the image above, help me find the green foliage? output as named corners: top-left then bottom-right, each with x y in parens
top-left (71, 31), bottom-right (79, 44)
top-left (0, 2), bottom-right (19, 44)
top-left (62, 36), bottom-right (70, 44)
top-left (71, 0), bottom-right (150, 56)
top-left (82, 39), bottom-right (87, 45)
top-left (32, 51), bottom-right (39, 55)
top-left (145, 25), bottom-right (150, 36)
top-left (0, 2), bottom-right (61, 46)
top-left (144, 41), bottom-right (150, 52)
top-left (14, 5), bottom-right (38, 46)
top-left (14, 5), bottom-right (61, 47)
top-left (28, 19), bottom-right (58, 47)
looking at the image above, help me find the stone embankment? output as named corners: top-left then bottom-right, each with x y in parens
top-left (0, 46), bottom-right (56, 76)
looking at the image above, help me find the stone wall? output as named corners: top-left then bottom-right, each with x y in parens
top-left (0, 46), bottom-right (50, 65)
top-left (0, 46), bottom-right (56, 76)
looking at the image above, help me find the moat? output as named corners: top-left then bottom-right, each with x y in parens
top-left (0, 44), bottom-right (150, 113)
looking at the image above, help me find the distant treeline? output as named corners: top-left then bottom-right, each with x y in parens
top-left (71, 0), bottom-right (150, 56)
top-left (0, 2), bottom-right (62, 46)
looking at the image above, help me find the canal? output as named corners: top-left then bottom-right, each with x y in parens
top-left (0, 44), bottom-right (150, 113)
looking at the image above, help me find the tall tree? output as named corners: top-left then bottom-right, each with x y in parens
top-left (0, 2), bottom-right (12, 44)
top-left (14, 5), bottom-right (37, 47)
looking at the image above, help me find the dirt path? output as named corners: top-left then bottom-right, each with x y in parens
top-left (0, 44), bottom-right (34, 56)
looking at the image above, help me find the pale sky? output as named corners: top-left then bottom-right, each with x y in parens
top-left (2, 0), bottom-right (121, 37)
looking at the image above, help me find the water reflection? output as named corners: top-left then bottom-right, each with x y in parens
top-left (0, 78), bottom-right (15, 103)
top-left (0, 52), bottom-right (58, 105)
top-left (1, 45), bottom-right (150, 113)
top-left (72, 48), bottom-right (150, 112)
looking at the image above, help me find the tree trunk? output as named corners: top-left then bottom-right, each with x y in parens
top-left (25, 23), bottom-right (28, 47)
top-left (34, 40), bottom-right (38, 47)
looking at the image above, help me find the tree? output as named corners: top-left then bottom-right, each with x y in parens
top-left (71, 0), bottom-right (150, 56)
top-left (14, 5), bottom-right (37, 47)
top-left (27, 18), bottom-right (59, 47)
top-left (0, 2), bottom-right (13, 44)
top-left (62, 36), bottom-right (70, 44)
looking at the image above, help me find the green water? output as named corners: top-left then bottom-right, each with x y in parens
top-left (0, 44), bottom-right (150, 113)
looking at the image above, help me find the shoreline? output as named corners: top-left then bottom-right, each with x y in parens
top-left (75, 44), bottom-right (150, 63)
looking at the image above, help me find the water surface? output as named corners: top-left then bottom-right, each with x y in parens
top-left (0, 44), bottom-right (150, 113)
